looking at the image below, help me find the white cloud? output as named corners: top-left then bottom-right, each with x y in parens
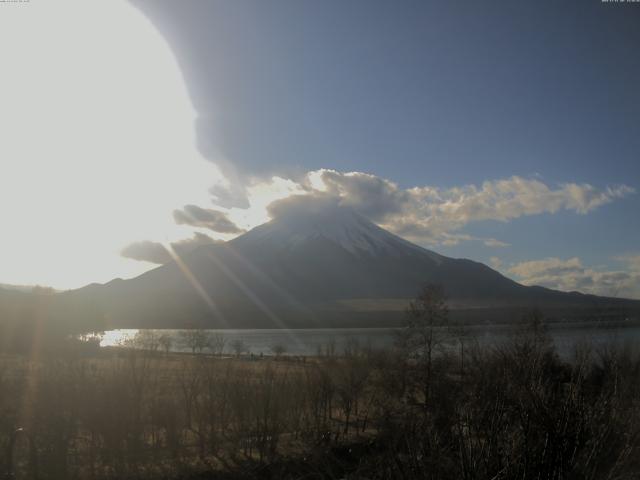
top-left (312, 171), bottom-right (633, 244)
top-left (509, 257), bottom-right (584, 279)
top-left (234, 169), bottom-right (633, 248)
top-left (484, 238), bottom-right (511, 248)
top-left (614, 254), bottom-right (640, 273)
top-left (507, 257), bottom-right (640, 300)
top-left (121, 233), bottom-right (221, 265)
top-left (173, 205), bottom-right (244, 234)
top-left (489, 257), bottom-right (503, 269)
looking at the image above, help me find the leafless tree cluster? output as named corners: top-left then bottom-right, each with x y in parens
top-left (0, 288), bottom-right (639, 479)
top-left (0, 345), bottom-right (383, 479)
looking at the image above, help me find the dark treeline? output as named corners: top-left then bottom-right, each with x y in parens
top-left (0, 286), bottom-right (639, 479)
top-left (0, 287), bottom-right (104, 355)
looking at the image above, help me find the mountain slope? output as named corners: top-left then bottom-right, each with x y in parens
top-left (68, 205), bottom-right (640, 328)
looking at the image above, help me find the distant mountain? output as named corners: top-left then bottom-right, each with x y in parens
top-left (0, 283), bottom-right (48, 293)
top-left (68, 205), bottom-right (640, 329)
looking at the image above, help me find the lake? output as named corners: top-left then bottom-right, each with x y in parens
top-left (98, 320), bottom-right (640, 358)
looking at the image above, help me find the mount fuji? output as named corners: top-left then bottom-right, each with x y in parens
top-left (69, 204), bottom-right (639, 329)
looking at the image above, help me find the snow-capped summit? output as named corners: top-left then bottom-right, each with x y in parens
top-left (232, 199), bottom-right (441, 261)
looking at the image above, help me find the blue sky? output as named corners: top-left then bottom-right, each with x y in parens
top-left (2, 1), bottom-right (636, 294)
top-left (132, 0), bottom-right (640, 184)
top-left (128, 0), bottom-right (640, 297)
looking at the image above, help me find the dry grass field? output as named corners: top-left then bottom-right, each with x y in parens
top-left (2, 316), bottom-right (640, 479)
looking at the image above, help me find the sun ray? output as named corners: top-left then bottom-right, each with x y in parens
top-left (204, 251), bottom-right (286, 329)
top-left (164, 243), bottom-right (228, 327)
top-left (223, 245), bottom-right (316, 318)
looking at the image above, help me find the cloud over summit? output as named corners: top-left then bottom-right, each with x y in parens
top-left (274, 169), bottom-right (635, 247)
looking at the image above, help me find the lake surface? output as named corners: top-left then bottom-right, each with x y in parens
top-left (99, 321), bottom-right (640, 358)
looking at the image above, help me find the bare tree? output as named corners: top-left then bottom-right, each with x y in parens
top-left (231, 339), bottom-right (247, 358)
top-left (336, 356), bottom-right (370, 436)
top-left (400, 283), bottom-right (451, 407)
top-left (180, 329), bottom-right (210, 354)
top-left (132, 330), bottom-right (160, 352)
top-left (210, 332), bottom-right (227, 357)
top-left (158, 333), bottom-right (172, 355)
top-left (270, 343), bottom-right (286, 359)
top-left (343, 336), bottom-right (360, 357)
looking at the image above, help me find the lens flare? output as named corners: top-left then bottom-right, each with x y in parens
top-left (0, 0), bottom-right (224, 289)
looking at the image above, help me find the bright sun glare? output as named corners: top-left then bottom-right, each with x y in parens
top-left (0, 0), bottom-right (225, 289)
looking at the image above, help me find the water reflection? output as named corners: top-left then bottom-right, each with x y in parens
top-left (94, 322), bottom-right (640, 358)
top-left (100, 329), bottom-right (139, 347)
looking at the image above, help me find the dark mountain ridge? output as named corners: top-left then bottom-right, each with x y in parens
top-left (65, 205), bottom-right (640, 329)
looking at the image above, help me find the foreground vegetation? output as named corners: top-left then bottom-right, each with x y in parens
top-left (0, 325), bottom-right (639, 478)
top-left (1, 285), bottom-right (640, 479)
